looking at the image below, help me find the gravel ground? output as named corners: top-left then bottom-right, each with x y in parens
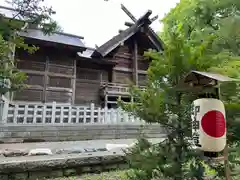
top-left (46, 170), bottom-right (127, 180)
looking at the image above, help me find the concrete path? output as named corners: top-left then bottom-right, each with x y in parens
top-left (0, 138), bottom-right (165, 159)
top-left (0, 138), bottom-right (163, 151)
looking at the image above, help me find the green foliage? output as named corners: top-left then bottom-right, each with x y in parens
top-left (0, 0), bottom-right (59, 94)
top-left (122, 0), bottom-right (240, 179)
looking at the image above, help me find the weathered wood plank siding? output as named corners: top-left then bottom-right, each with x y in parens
top-left (113, 71), bottom-right (133, 84)
top-left (14, 49), bottom-right (46, 102)
top-left (138, 73), bottom-right (147, 86)
top-left (113, 45), bottom-right (132, 69)
top-left (111, 44), bottom-right (148, 85)
top-left (111, 45), bottom-right (133, 84)
top-left (46, 51), bottom-right (74, 103)
top-left (138, 57), bottom-right (149, 71)
top-left (14, 48), bottom-right (76, 103)
top-left (75, 67), bottom-right (109, 106)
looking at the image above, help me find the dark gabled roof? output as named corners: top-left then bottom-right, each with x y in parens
top-left (91, 10), bottom-right (164, 58)
top-left (146, 27), bottom-right (164, 51)
top-left (176, 70), bottom-right (238, 92)
top-left (185, 71), bottom-right (237, 82)
top-left (91, 22), bottom-right (142, 57)
top-left (19, 29), bottom-right (86, 49)
top-left (78, 47), bottom-right (95, 58)
top-left (77, 47), bottom-right (116, 66)
top-left (0, 5), bottom-right (23, 20)
top-left (0, 6), bottom-right (86, 51)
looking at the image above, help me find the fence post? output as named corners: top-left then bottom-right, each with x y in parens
top-left (124, 112), bottom-right (129, 123)
top-left (116, 108), bottom-right (120, 124)
top-left (23, 104), bottom-right (28, 124)
top-left (68, 106), bottom-right (72, 123)
top-left (110, 108), bottom-right (114, 123)
top-left (104, 106), bottom-right (108, 123)
top-left (42, 105), bottom-right (46, 124)
top-left (76, 107), bottom-right (80, 123)
top-left (60, 106), bottom-right (64, 123)
top-left (13, 104), bottom-right (18, 124)
top-left (2, 96), bottom-right (9, 124)
top-left (90, 103), bottom-right (95, 123)
top-left (33, 105), bottom-right (37, 123)
top-left (83, 106), bottom-right (87, 123)
top-left (51, 101), bottom-right (56, 124)
top-left (97, 107), bottom-right (101, 123)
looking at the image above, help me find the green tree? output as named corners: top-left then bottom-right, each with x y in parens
top-left (0, 0), bottom-right (59, 94)
top-left (122, 0), bottom-right (240, 179)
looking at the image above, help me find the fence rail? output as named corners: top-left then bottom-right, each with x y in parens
top-left (100, 82), bottom-right (146, 96)
top-left (1, 100), bottom-right (144, 125)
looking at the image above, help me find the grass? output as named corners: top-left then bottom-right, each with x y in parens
top-left (46, 170), bottom-right (128, 180)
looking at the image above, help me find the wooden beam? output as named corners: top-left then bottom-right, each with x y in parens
top-left (105, 94), bottom-right (108, 108)
top-left (118, 29), bottom-right (124, 33)
top-left (216, 83), bottom-right (231, 180)
top-left (46, 87), bottom-right (73, 92)
top-left (224, 145), bottom-right (231, 180)
top-left (20, 69), bottom-right (74, 78)
top-left (44, 56), bottom-right (49, 103)
top-left (113, 67), bottom-right (147, 75)
top-left (150, 15), bottom-right (158, 22)
top-left (145, 31), bottom-right (163, 52)
top-left (125, 22), bottom-right (134, 27)
top-left (72, 58), bottom-right (77, 105)
top-left (121, 4), bottom-right (137, 22)
top-left (133, 39), bottom-right (138, 86)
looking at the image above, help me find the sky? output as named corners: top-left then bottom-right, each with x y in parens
top-left (1, 0), bottom-right (179, 48)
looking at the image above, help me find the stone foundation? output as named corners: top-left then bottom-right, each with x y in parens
top-left (0, 124), bottom-right (165, 143)
top-left (0, 153), bottom-right (128, 180)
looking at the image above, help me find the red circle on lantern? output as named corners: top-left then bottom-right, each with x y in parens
top-left (201, 110), bottom-right (226, 138)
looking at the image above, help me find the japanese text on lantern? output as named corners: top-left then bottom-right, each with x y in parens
top-left (191, 105), bottom-right (201, 147)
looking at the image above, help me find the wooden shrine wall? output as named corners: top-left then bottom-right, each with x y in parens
top-left (13, 42), bottom-right (149, 105)
top-left (14, 47), bottom-right (110, 106)
top-left (75, 60), bottom-right (109, 106)
top-left (15, 49), bottom-right (46, 102)
top-left (111, 44), bottom-right (148, 85)
top-left (14, 47), bottom-right (75, 104)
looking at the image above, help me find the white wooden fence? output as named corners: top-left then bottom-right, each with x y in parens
top-left (1, 100), bottom-right (144, 125)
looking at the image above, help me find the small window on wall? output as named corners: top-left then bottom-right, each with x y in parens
top-left (48, 76), bottom-right (72, 88)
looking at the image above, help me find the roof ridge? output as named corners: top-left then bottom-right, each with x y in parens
top-left (0, 6), bottom-right (84, 40)
top-left (23, 28), bottom-right (84, 40)
top-left (0, 5), bottom-right (16, 12)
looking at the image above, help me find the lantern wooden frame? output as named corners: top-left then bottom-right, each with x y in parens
top-left (177, 70), bottom-right (237, 180)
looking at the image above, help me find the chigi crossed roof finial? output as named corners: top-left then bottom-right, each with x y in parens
top-left (120, 4), bottom-right (159, 24)
top-left (91, 4), bottom-right (164, 58)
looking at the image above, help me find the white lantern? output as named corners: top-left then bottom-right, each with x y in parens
top-left (191, 98), bottom-right (226, 152)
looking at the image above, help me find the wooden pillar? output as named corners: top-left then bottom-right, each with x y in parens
top-left (72, 59), bottom-right (77, 105)
top-left (6, 40), bottom-right (16, 101)
top-left (133, 39), bottom-right (138, 86)
top-left (104, 94), bottom-right (108, 108)
top-left (43, 56), bottom-right (49, 103)
top-left (216, 81), bottom-right (231, 180)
